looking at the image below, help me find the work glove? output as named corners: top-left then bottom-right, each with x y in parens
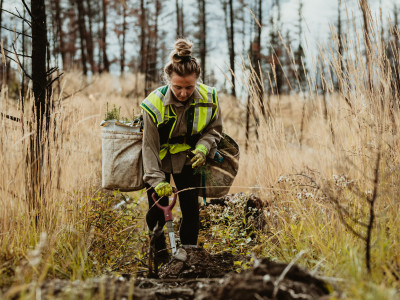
top-left (191, 144), bottom-right (208, 168)
top-left (154, 181), bottom-right (173, 197)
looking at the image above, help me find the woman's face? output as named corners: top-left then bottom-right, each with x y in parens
top-left (169, 72), bottom-right (197, 102)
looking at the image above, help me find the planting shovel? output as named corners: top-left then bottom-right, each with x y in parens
top-left (152, 187), bottom-right (178, 255)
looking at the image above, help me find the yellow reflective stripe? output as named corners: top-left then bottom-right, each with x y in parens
top-left (159, 147), bottom-right (168, 160)
top-left (154, 89), bottom-right (165, 101)
top-left (159, 143), bottom-right (191, 160)
top-left (144, 92), bottom-right (165, 126)
top-left (164, 106), bottom-right (170, 122)
top-left (169, 143), bottom-right (191, 154)
top-left (205, 85), bottom-right (213, 125)
top-left (192, 103), bottom-right (200, 134)
top-left (168, 106), bottom-right (177, 139)
top-left (197, 105), bottom-right (208, 134)
top-left (140, 102), bottom-right (157, 123)
top-left (198, 84), bottom-right (209, 101)
top-left (212, 87), bottom-right (218, 119)
top-left (192, 84), bottom-right (217, 134)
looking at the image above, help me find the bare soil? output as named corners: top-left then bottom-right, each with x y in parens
top-left (17, 248), bottom-right (330, 300)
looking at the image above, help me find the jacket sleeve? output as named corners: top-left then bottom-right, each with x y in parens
top-left (196, 101), bottom-right (223, 158)
top-left (142, 111), bottom-right (165, 187)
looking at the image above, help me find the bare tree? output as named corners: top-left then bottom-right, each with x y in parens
top-left (0, 0), bottom-right (3, 39)
top-left (139, 0), bottom-right (147, 73)
top-left (119, 0), bottom-right (128, 76)
top-left (64, 4), bottom-right (78, 70)
top-left (294, 0), bottom-right (307, 92)
top-left (298, 145), bottom-right (381, 274)
top-left (268, 0), bottom-right (284, 96)
top-left (336, 0), bottom-right (344, 91)
top-left (30, 0), bottom-right (50, 208)
top-left (76, 0), bottom-right (88, 75)
top-left (196, 0), bottom-right (206, 82)
top-left (250, 0), bottom-right (264, 115)
top-left (176, 0), bottom-right (184, 37)
top-left (221, 0), bottom-right (236, 96)
top-left (51, 0), bottom-right (66, 69)
top-left (101, 0), bottom-right (110, 72)
top-left (359, 0), bottom-right (372, 91)
top-left (145, 0), bottom-right (162, 95)
top-left (85, 0), bottom-right (96, 73)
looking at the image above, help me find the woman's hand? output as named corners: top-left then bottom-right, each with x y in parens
top-left (154, 181), bottom-right (173, 197)
top-left (191, 144), bottom-right (208, 168)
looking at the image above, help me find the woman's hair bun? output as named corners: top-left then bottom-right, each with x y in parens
top-left (175, 39), bottom-right (193, 56)
top-left (171, 39), bottom-right (193, 63)
top-left (164, 38), bottom-right (201, 79)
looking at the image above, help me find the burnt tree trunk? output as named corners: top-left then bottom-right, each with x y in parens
top-left (31, 0), bottom-right (49, 209)
top-left (0, 0), bottom-right (3, 39)
top-left (222, 0), bottom-right (236, 97)
top-left (85, 0), bottom-right (96, 73)
top-left (101, 0), bottom-right (109, 72)
top-left (53, 0), bottom-right (66, 69)
top-left (120, 0), bottom-right (127, 76)
top-left (176, 0), bottom-right (184, 37)
top-left (228, 0), bottom-right (236, 97)
top-left (65, 5), bottom-right (77, 69)
top-left (150, 0), bottom-right (160, 79)
top-left (337, 0), bottom-right (343, 91)
top-left (252, 0), bottom-right (264, 116)
top-left (359, 0), bottom-right (372, 92)
top-left (76, 0), bottom-right (88, 75)
top-left (21, 9), bottom-right (26, 113)
top-left (198, 0), bottom-right (206, 82)
top-left (145, 0), bottom-right (161, 95)
top-left (139, 0), bottom-right (147, 73)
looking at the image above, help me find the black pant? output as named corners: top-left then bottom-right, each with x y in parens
top-left (146, 165), bottom-right (200, 245)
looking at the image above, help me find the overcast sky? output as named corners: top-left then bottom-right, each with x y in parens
top-left (203, 0), bottom-right (398, 92)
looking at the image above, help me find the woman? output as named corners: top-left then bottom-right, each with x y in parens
top-left (140, 38), bottom-right (223, 264)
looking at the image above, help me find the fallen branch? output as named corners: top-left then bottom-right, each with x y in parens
top-left (0, 112), bottom-right (21, 123)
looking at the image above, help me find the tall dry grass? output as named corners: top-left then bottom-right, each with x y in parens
top-left (229, 14), bottom-right (400, 299)
top-left (0, 15), bottom-right (399, 299)
top-left (0, 72), bottom-right (148, 291)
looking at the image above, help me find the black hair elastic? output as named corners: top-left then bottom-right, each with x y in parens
top-left (174, 54), bottom-right (192, 62)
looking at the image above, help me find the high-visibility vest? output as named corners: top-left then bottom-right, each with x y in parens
top-left (140, 83), bottom-right (218, 160)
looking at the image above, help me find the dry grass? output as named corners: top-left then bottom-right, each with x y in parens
top-left (1, 19), bottom-right (400, 300)
top-left (228, 19), bottom-right (400, 299)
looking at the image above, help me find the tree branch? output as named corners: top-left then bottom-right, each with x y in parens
top-left (0, 112), bottom-right (21, 123)
top-left (47, 72), bottom-right (64, 88)
top-left (0, 25), bottom-right (32, 38)
top-left (366, 150), bottom-right (381, 273)
top-left (0, 8), bottom-right (30, 25)
top-left (3, 48), bottom-right (32, 58)
top-left (11, 43), bottom-right (33, 80)
top-left (20, 0), bottom-right (32, 19)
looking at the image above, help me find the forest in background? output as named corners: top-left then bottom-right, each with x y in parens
top-left (1, 0), bottom-right (399, 148)
top-left (1, 0), bottom-right (400, 299)
top-left (1, 0), bottom-right (398, 96)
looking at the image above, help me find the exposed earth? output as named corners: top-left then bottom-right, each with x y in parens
top-left (12, 248), bottom-right (330, 300)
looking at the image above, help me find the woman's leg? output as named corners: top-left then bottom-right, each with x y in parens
top-left (172, 165), bottom-right (200, 246)
top-left (145, 173), bottom-right (171, 262)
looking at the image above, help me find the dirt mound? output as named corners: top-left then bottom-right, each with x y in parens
top-left (212, 258), bottom-right (330, 300)
top-left (158, 248), bottom-right (247, 279)
top-left (7, 250), bottom-right (330, 299)
top-left (153, 248), bottom-right (330, 299)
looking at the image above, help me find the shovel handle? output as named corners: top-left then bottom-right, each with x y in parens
top-left (152, 187), bottom-right (178, 222)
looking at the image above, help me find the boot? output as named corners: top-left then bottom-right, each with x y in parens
top-left (154, 233), bottom-right (170, 266)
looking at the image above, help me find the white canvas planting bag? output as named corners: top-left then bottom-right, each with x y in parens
top-left (101, 119), bottom-right (145, 191)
